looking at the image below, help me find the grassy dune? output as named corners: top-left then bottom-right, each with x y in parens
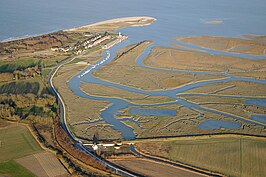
top-left (136, 136), bottom-right (266, 177)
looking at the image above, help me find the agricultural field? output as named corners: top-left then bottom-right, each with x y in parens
top-left (109, 155), bottom-right (204, 177)
top-left (135, 136), bottom-right (266, 177)
top-left (0, 124), bottom-right (69, 177)
top-left (0, 161), bottom-right (35, 177)
top-left (0, 125), bottom-right (42, 162)
top-left (16, 152), bottom-right (69, 177)
top-left (0, 125), bottom-right (42, 176)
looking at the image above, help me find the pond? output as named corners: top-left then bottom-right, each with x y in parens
top-left (199, 119), bottom-right (241, 130)
top-left (251, 115), bottom-right (266, 124)
top-left (129, 107), bottom-right (176, 116)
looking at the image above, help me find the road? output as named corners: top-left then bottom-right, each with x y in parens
top-left (49, 56), bottom-right (139, 177)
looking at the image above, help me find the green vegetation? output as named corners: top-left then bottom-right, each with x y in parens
top-left (137, 137), bottom-right (266, 177)
top-left (0, 82), bottom-right (40, 94)
top-left (41, 68), bottom-right (52, 80)
top-left (0, 59), bottom-right (38, 73)
top-left (0, 93), bottom-right (56, 122)
top-left (42, 55), bottom-right (70, 67)
top-left (0, 125), bottom-right (42, 162)
top-left (67, 57), bottom-right (87, 65)
top-left (0, 161), bottom-right (35, 177)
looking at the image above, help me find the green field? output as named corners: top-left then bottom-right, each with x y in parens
top-left (0, 125), bottom-right (42, 162)
top-left (0, 161), bottom-right (35, 177)
top-left (136, 136), bottom-right (266, 177)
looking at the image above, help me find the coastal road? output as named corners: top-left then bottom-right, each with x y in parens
top-left (49, 56), bottom-right (139, 177)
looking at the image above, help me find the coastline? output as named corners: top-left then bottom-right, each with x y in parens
top-left (0, 30), bottom-right (60, 43)
top-left (1, 16), bottom-right (156, 43)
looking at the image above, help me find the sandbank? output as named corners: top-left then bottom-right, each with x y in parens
top-left (205, 20), bottom-right (224, 24)
top-left (66, 16), bottom-right (156, 32)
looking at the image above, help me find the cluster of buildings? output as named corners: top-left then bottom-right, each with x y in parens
top-left (73, 34), bottom-right (111, 55)
top-left (91, 142), bottom-right (123, 151)
top-left (102, 33), bottom-right (128, 49)
top-left (51, 32), bottom-right (128, 55)
top-left (78, 34), bottom-right (110, 49)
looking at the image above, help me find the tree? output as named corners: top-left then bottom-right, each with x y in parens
top-left (92, 131), bottom-right (99, 144)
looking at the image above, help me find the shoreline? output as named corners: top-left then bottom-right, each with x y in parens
top-left (0, 29), bottom-right (60, 43)
top-left (0, 16), bottom-right (156, 43)
top-left (66, 16), bottom-right (156, 31)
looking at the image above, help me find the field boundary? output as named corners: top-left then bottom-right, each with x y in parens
top-left (131, 146), bottom-right (225, 177)
top-left (125, 132), bottom-right (266, 144)
top-left (129, 133), bottom-right (266, 177)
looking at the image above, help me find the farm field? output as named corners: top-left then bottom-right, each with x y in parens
top-left (0, 161), bottom-right (35, 177)
top-left (135, 136), bottom-right (266, 177)
top-left (16, 152), bottom-right (69, 177)
top-left (109, 156), bottom-right (204, 177)
top-left (0, 125), bottom-right (42, 162)
top-left (0, 124), bottom-right (69, 177)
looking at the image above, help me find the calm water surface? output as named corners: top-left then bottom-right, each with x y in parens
top-left (199, 119), bottom-right (241, 130)
top-left (1, 0), bottom-right (266, 41)
top-left (129, 107), bottom-right (176, 116)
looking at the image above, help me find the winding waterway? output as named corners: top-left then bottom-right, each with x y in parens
top-left (68, 43), bottom-right (266, 140)
top-left (1, 0), bottom-right (266, 140)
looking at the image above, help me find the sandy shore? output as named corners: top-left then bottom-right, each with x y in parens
top-left (66, 16), bottom-right (156, 32)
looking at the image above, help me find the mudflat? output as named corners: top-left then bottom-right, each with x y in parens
top-left (176, 35), bottom-right (266, 56)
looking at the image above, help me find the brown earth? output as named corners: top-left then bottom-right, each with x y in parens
top-left (16, 152), bottom-right (69, 177)
top-left (110, 156), bottom-right (205, 177)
